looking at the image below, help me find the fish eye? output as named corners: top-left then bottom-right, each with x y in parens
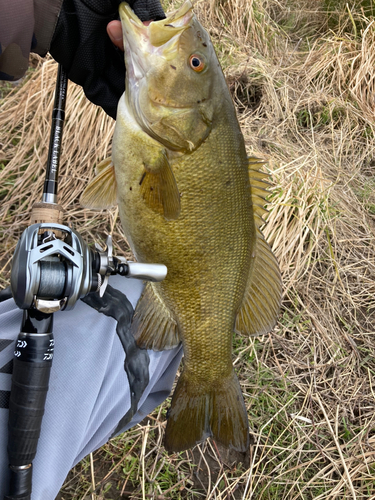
top-left (189, 54), bottom-right (205, 72)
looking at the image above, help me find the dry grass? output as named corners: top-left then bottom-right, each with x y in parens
top-left (1, 0), bottom-right (375, 498)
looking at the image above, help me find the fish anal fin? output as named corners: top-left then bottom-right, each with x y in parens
top-left (80, 158), bottom-right (117, 210)
top-left (165, 369), bottom-right (249, 453)
top-left (131, 282), bottom-right (180, 350)
top-left (236, 228), bottom-right (282, 335)
top-left (140, 150), bottom-right (181, 221)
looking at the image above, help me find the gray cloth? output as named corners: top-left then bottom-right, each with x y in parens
top-left (0, 275), bottom-right (182, 499)
top-left (0, 0), bottom-right (62, 80)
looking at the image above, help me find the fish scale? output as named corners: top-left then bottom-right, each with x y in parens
top-left (81, 0), bottom-right (281, 453)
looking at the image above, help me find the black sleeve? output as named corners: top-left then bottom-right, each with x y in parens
top-left (49, 0), bottom-right (165, 119)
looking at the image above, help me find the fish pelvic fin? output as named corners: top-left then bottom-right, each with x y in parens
top-left (235, 157), bottom-right (282, 336)
top-left (164, 369), bottom-right (249, 453)
top-left (132, 282), bottom-right (180, 350)
top-left (80, 158), bottom-right (117, 209)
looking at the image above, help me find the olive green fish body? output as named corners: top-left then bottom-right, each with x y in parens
top-left (113, 88), bottom-right (253, 452)
top-left (81, 1), bottom-right (281, 453)
top-left (114, 92), bottom-right (253, 377)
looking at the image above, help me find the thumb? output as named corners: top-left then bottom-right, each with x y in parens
top-left (107, 19), bottom-right (154, 51)
top-left (107, 21), bottom-right (124, 51)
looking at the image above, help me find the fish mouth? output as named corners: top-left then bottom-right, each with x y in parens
top-left (119, 1), bottom-right (194, 81)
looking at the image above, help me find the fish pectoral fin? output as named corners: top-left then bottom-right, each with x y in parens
top-left (131, 282), bottom-right (180, 350)
top-left (80, 158), bottom-right (117, 210)
top-left (140, 150), bottom-right (181, 220)
top-left (235, 227), bottom-right (282, 335)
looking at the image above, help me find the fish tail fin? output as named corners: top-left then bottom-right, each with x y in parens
top-left (164, 369), bottom-right (249, 453)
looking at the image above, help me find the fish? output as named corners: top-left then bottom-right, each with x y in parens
top-left (81, 0), bottom-right (282, 453)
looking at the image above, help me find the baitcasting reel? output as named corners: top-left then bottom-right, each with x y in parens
top-left (10, 222), bottom-right (167, 314)
top-left (6, 222), bottom-right (167, 500)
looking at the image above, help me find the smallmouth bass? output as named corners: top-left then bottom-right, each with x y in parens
top-left (81, 1), bottom-right (282, 452)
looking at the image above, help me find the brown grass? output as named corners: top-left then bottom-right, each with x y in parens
top-left (1, 0), bottom-right (375, 498)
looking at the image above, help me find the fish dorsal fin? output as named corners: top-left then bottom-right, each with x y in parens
top-left (234, 157), bottom-right (282, 335)
top-left (131, 282), bottom-right (180, 350)
top-left (235, 230), bottom-right (282, 335)
top-left (80, 158), bottom-right (117, 210)
top-left (248, 156), bottom-right (271, 228)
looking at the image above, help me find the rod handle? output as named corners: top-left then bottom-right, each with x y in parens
top-left (5, 322), bottom-right (54, 500)
top-left (4, 465), bottom-right (32, 500)
top-left (7, 332), bottom-right (54, 466)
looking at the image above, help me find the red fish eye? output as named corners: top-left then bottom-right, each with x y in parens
top-left (189, 55), bottom-right (205, 72)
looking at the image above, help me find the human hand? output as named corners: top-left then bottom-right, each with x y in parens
top-left (107, 21), bottom-right (125, 52)
top-left (107, 19), bottom-right (153, 52)
top-left (49, 0), bottom-right (165, 119)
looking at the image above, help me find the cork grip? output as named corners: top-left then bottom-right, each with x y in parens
top-left (30, 203), bottom-right (64, 225)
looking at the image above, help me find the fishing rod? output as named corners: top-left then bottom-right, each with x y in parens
top-left (4, 64), bottom-right (167, 500)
